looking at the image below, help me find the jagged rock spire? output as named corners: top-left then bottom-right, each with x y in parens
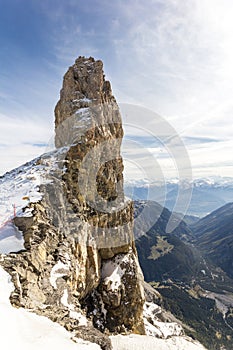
top-left (55, 56), bottom-right (115, 137)
top-left (0, 56), bottom-right (145, 346)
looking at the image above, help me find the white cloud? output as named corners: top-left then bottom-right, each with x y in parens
top-left (112, 0), bottom-right (233, 180)
top-left (0, 114), bottom-right (54, 175)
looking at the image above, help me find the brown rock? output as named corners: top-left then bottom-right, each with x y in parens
top-left (0, 56), bottom-right (145, 346)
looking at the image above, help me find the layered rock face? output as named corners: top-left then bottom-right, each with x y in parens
top-left (1, 57), bottom-right (145, 345)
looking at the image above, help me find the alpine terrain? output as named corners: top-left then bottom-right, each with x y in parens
top-left (0, 57), bottom-right (206, 349)
top-left (134, 200), bottom-right (233, 350)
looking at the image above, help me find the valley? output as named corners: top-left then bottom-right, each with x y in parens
top-left (134, 200), bottom-right (233, 349)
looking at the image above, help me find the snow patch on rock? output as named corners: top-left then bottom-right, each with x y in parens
top-left (101, 258), bottom-right (126, 292)
top-left (143, 302), bottom-right (183, 338)
top-left (49, 260), bottom-right (70, 289)
top-left (61, 288), bottom-right (87, 326)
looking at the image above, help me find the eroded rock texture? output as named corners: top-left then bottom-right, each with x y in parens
top-left (1, 57), bottom-right (145, 347)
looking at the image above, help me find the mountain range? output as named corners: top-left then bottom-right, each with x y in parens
top-left (125, 177), bottom-right (233, 217)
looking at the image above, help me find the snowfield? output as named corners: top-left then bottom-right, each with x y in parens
top-left (0, 156), bottom-right (43, 254)
top-left (0, 266), bottom-right (206, 350)
top-left (111, 334), bottom-right (206, 350)
top-left (0, 222), bottom-right (25, 254)
top-left (0, 148), bottom-right (67, 254)
top-left (0, 266), bottom-right (101, 350)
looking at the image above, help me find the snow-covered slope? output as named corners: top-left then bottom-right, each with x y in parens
top-left (0, 151), bottom-right (207, 350)
top-left (0, 157), bottom-right (44, 227)
top-left (0, 222), bottom-right (24, 254)
top-left (111, 334), bottom-right (206, 350)
top-left (0, 148), bottom-right (67, 226)
top-left (0, 148), bottom-right (67, 254)
top-left (0, 266), bottom-right (101, 350)
top-left (0, 265), bottom-right (207, 350)
top-left (0, 267), bottom-right (208, 350)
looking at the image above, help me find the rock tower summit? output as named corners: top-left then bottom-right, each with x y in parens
top-left (1, 56), bottom-right (145, 343)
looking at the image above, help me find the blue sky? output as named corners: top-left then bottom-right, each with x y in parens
top-left (0, 0), bottom-right (233, 180)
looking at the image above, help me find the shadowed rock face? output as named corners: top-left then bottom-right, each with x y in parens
top-left (1, 56), bottom-right (145, 346)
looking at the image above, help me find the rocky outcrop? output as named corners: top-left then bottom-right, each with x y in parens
top-left (0, 56), bottom-right (145, 347)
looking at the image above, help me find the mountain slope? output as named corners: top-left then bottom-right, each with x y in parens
top-left (1, 265), bottom-right (206, 350)
top-left (134, 201), bottom-right (233, 290)
top-left (134, 200), bottom-right (194, 241)
top-left (134, 200), bottom-right (233, 350)
top-left (0, 266), bottom-right (101, 350)
top-left (191, 202), bottom-right (233, 279)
